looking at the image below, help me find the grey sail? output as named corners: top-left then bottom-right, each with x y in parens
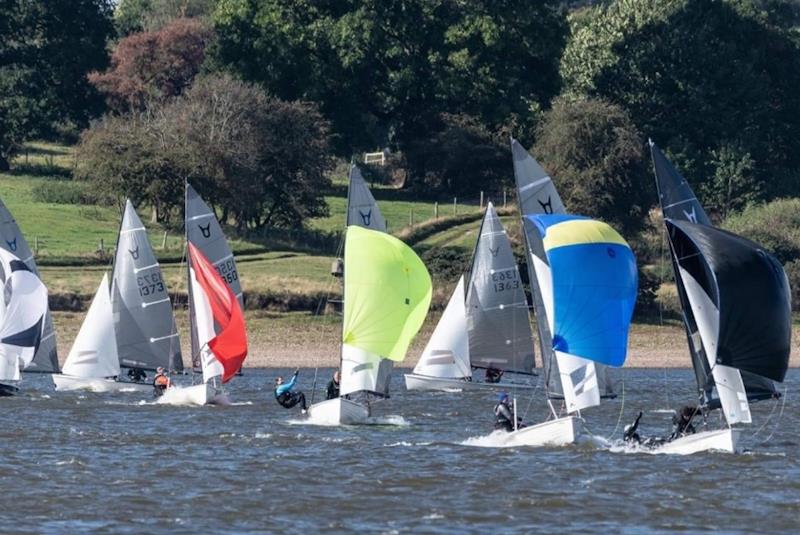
top-left (347, 164), bottom-right (387, 232)
top-left (111, 200), bottom-right (183, 372)
top-left (511, 138), bottom-right (614, 396)
top-left (342, 163), bottom-right (392, 396)
top-left (0, 197), bottom-right (59, 372)
top-left (650, 140), bottom-right (778, 403)
top-left (465, 203), bottom-right (535, 375)
top-left (185, 183), bottom-right (242, 368)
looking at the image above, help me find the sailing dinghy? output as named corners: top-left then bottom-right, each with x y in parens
top-left (0, 197), bottom-right (59, 376)
top-left (647, 142), bottom-right (790, 454)
top-left (157, 241), bottom-right (247, 406)
top-left (493, 214), bottom-right (637, 448)
top-left (0, 248), bottom-right (49, 396)
top-left (511, 138), bottom-right (617, 401)
top-left (307, 225), bottom-right (432, 424)
top-left (405, 203), bottom-right (536, 391)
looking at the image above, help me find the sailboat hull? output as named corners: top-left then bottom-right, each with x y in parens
top-left (497, 416), bottom-right (581, 448)
top-left (52, 374), bottom-right (151, 393)
top-left (403, 373), bottom-right (536, 392)
top-left (653, 428), bottom-right (740, 455)
top-left (307, 397), bottom-right (370, 425)
top-left (156, 382), bottom-right (231, 406)
top-left (0, 382), bottom-right (19, 396)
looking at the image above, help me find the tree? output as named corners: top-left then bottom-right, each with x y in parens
top-left (211, 0), bottom-right (567, 184)
top-left (78, 74), bottom-right (333, 229)
top-left (560, 0), bottom-right (800, 206)
top-left (532, 97), bottom-right (650, 235)
top-left (0, 0), bottom-right (114, 169)
top-left (115, 0), bottom-right (216, 35)
top-left (89, 17), bottom-right (213, 113)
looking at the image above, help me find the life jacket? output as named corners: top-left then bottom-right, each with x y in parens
top-left (494, 403), bottom-right (512, 425)
top-left (154, 374), bottom-right (169, 388)
top-left (275, 389), bottom-right (292, 406)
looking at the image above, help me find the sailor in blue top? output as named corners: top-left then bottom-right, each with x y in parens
top-left (274, 369), bottom-right (307, 413)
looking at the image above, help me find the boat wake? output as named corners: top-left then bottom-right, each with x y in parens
top-left (459, 430), bottom-right (517, 448)
top-left (287, 414), bottom-right (411, 427)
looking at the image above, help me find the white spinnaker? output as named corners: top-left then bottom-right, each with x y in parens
top-left (679, 267), bottom-right (751, 425)
top-left (412, 276), bottom-right (470, 379)
top-left (62, 273), bottom-right (120, 379)
top-left (189, 263), bottom-right (224, 384)
top-left (0, 249), bottom-right (48, 379)
top-left (531, 253), bottom-right (600, 413)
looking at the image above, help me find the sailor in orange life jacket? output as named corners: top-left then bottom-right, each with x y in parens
top-left (153, 367), bottom-right (170, 397)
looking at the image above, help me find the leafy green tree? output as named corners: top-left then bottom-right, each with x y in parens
top-left (532, 96), bottom-right (650, 235)
top-left (0, 0), bottom-right (114, 169)
top-left (560, 0), bottom-right (800, 205)
top-left (115, 0), bottom-right (215, 35)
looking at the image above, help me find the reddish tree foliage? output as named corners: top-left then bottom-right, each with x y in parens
top-left (89, 17), bottom-right (212, 112)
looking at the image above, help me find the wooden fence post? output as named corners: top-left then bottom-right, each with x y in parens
top-left (480, 191), bottom-right (484, 210)
top-left (453, 197), bottom-right (457, 216)
top-left (162, 231), bottom-right (168, 249)
top-left (434, 201), bottom-right (439, 219)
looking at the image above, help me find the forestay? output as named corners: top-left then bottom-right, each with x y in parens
top-left (0, 249), bottom-right (48, 381)
top-left (111, 200), bottom-right (183, 372)
top-left (187, 242), bottom-right (247, 384)
top-left (524, 215), bottom-right (637, 413)
top-left (412, 275), bottom-right (470, 379)
top-left (650, 141), bottom-right (779, 404)
top-left (62, 273), bottom-right (120, 379)
top-left (185, 183), bottom-right (242, 369)
top-left (466, 203), bottom-right (535, 375)
top-left (666, 219), bottom-right (791, 425)
top-left (511, 138), bottom-right (613, 398)
top-left (340, 226), bottom-right (432, 397)
top-left (0, 197), bottom-right (59, 373)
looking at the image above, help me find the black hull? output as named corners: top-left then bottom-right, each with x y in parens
top-left (0, 383), bottom-right (20, 397)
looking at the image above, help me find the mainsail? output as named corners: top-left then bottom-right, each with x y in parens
top-left (511, 138), bottom-right (613, 398)
top-left (61, 273), bottom-right (120, 379)
top-left (665, 219), bottom-right (791, 424)
top-left (466, 202), bottom-right (535, 375)
top-left (650, 140), bottom-right (779, 403)
top-left (185, 183), bottom-right (243, 369)
top-left (187, 242), bottom-right (247, 384)
top-left (0, 197), bottom-right (58, 373)
top-left (524, 215), bottom-right (637, 412)
top-left (111, 200), bottom-right (183, 372)
top-left (412, 275), bottom-right (470, 379)
top-left (0, 249), bottom-right (48, 381)
top-left (340, 225), bottom-right (432, 397)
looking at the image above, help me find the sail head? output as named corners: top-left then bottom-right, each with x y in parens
top-left (347, 164), bottom-right (387, 232)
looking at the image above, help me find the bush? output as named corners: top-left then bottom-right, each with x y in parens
top-left (783, 259), bottom-right (800, 312)
top-left (421, 247), bottom-right (472, 283)
top-left (32, 181), bottom-right (96, 205)
top-left (723, 198), bottom-right (800, 264)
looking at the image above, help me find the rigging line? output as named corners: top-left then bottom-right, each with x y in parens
top-left (604, 369), bottom-right (626, 441)
top-left (755, 386), bottom-right (788, 445)
top-left (658, 224), bottom-right (671, 410)
top-left (309, 232), bottom-right (346, 383)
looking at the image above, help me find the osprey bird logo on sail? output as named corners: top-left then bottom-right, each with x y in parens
top-left (538, 197), bottom-right (554, 214)
top-left (683, 206), bottom-right (698, 223)
top-left (199, 223), bottom-right (211, 238)
top-left (6, 238), bottom-right (17, 251)
top-left (359, 209), bottom-right (372, 226)
top-left (129, 246), bottom-right (140, 260)
top-left (489, 246), bottom-right (500, 257)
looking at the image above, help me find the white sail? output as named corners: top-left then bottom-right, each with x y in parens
top-left (0, 249), bottom-right (48, 380)
top-left (347, 164), bottom-right (387, 231)
top-left (189, 261), bottom-right (224, 384)
top-left (62, 273), bottom-right (120, 379)
top-left (412, 276), bottom-right (470, 379)
top-left (679, 266), bottom-right (751, 425)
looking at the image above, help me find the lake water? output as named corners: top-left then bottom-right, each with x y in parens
top-left (2, 368), bottom-right (798, 533)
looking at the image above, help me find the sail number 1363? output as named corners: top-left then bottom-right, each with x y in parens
top-left (492, 269), bottom-right (519, 292)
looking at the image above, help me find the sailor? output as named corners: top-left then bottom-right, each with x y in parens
top-left (326, 370), bottom-right (341, 400)
top-left (670, 405), bottom-right (698, 439)
top-left (153, 367), bottom-right (170, 397)
top-left (274, 368), bottom-right (307, 413)
top-left (623, 411), bottom-right (644, 444)
top-left (485, 365), bottom-right (503, 384)
top-left (494, 392), bottom-right (523, 432)
top-left (128, 368), bottom-right (147, 383)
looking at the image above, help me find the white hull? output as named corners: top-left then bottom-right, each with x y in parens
top-left (156, 383), bottom-right (231, 406)
top-left (403, 373), bottom-right (536, 392)
top-left (307, 397), bottom-right (370, 425)
top-left (654, 428), bottom-right (740, 455)
top-left (52, 374), bottom-right (151, 393)
top-left (497, 416), bottom-right (581, 448)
